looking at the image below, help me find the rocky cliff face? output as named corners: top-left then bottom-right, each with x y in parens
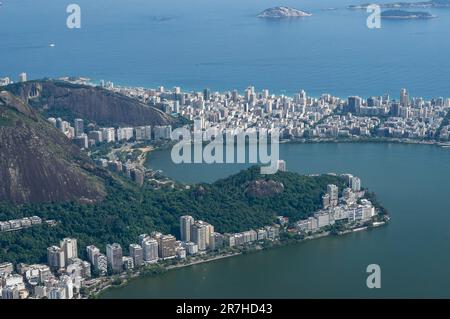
top-left (257, 6), bottom-right (312, 18)
top-left (6, 80), bottom-right (175, 127)
top-left (0, 91), bottom-right (106, 204)
top-left (245, 180), bottom-right (284, 198)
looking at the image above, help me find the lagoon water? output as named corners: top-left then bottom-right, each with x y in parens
top-left (1, 0), bottom-right (450, 98)
top-left (101, 143), bottom-right (450, 298)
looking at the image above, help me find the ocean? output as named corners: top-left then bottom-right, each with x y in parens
top-left (1, 0), bottom-right (450, 98)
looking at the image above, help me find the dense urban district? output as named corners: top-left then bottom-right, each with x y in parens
top-left (92, 80), bottom-right (450, 143)
top-left (3, 72), bottom-right (447, 299)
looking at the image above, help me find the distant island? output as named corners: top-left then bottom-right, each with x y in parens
top-left (257, 6), bottom-right (312, 18)
top-left (381, 10), bottom-right (436, 19)
top-left (348, 0), bottom-right (450, 9)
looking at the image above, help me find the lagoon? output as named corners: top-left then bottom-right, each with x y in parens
top-left (100, 143), bottom-right (450, 298)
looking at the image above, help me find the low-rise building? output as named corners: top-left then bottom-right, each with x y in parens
top-left (184, 242), bottom-right (199, 255)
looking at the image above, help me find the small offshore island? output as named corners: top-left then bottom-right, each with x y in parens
top-left (381, 10), bottom-right (436, 19)
top-left (257, 6), bottom-right (312, 18)
top-left (349, 0), bottom-right (450, 9)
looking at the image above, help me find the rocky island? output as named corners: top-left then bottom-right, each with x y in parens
top-left (381, 10), bottom-right (436, 19)
top-left (349, 0), bottom-right (450, 9)
top-left (257, 6), bottom-right (312, 18)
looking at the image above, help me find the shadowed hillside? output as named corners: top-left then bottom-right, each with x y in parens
top-left (5, 80), bottom-right (176, 127)
top-left (0, 91), bottom-right (106, 204)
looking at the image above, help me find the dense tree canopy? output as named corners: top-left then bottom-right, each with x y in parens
top-left (0, 166), bottom-right (346, 264)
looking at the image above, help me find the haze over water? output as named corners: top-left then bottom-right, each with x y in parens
top-left (1, 0), bottom-right (450, 98)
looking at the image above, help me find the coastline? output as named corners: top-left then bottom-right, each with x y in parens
top-left (93, 251), bottom-right (243, 298)
top-left (141, 136), bottom-right (450, 172)
top-left (280, 136), bottom-right (450, 147)
top-left (141, 137), bottom-right (450, 173)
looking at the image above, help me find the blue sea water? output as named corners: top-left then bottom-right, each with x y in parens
top-left (1, 0), bottom-right (449, 98)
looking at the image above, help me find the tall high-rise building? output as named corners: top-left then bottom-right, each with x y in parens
top-left (48, 287), bottom-right (66, 299)
top-left (93, 253), bottom-right (107, 275)
top-left (106, 243), bottom-right (123, 272)
top-left (203, 88), bottom-right (211, 101)
top-left (367, 97), bottom-right (379, 107)
top-left (122, 256), bottom-right (134, 270)
top-left (88, 130), bottom-right (103, 144)
top-left (205, 223), bottom-right (214, 248)
top-left (277, 160), bottom-right (286, 172)
top-left (231, 90), bottom-right (238, 103)
top-left (245, 86), bottom-right (255, 102)
top-left (60, 238), bottom-right (78, 264)
top-left (101, 127), bottom-right (116, 143)
top-left (191, 221), bottom-right (214, 251)
top-left (74, 119), bottom-right (84, 137)
top-left (131, 168), bottom-right (145, 186)
top-left (209, 232), bottom-right (224, 251)
top-left (74, 134), bottom-right (89, 149)
top-left (299, 89), bottom-right (307, 106)
top-left (350, 176), bottom-right (361, 192)
top-left (0, 77), bottom-right (11, 86)
top-left (129, 244), bottom-right (143, 267)
top-left (327, 184), bottom-right (339, 207)
top-left (138, 234), bottom-right (150, 246)
top-left (117, 127), bottom-right (134, 141)
top-left (142, 238), bottom-right (159, 263)
top-left (47, 246), bottom-right (65, 269)
top-left (18, 72), bottom-right (27, 83)
top-left (60, 275), bottom-right (74, 299)
top-left (86, 245), bottom-right (100, 264)
top-left (322, 193), bottom-right (331, 209)
top-left (400, 88), bottom-right (409, 107)
top-left (348, 96), bottom-right (362, 114)
top-left (173, 86), bottom-right (181, 94)
top-left (157, 235), bottom-right (177, 259)
top-left (180, 215), bottom-right (194, 242)
top-left (390, 102), bottom-right (400, 117)
top-left (135, 126), bottom-right (152, 140)
top-left (154, 125), bottom-right (172, 140)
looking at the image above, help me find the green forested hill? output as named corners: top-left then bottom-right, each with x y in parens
top-left (0, 166), bottom-right (346, 264)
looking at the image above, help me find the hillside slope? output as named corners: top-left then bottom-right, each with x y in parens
top-left (0, 91), bottom-right (106, 204)
top-left (5, 80), bottom-right (175, 126)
